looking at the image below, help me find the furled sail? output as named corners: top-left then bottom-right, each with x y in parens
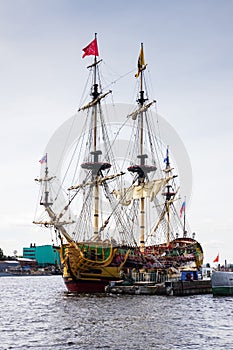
top-left (68, 172), bottom-right (125, 191)
top-left (128, 100), bottom-right (156, 120)
top-left (78, 90), bottom-right (112, 111)
top-left (113, 177), bottom-right (171, 206)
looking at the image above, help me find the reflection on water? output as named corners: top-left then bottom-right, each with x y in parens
top-left (1, 276), bottom-right (233, 349)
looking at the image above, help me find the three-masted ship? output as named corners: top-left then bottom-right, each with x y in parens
top-left (34, 35), bottom-right (203, 293)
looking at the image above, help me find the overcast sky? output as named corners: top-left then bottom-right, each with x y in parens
top-left (0, 0), bottom-right (233, 264)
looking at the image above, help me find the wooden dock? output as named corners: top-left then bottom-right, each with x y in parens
top-left (105, 279), bottom-right (212, 296)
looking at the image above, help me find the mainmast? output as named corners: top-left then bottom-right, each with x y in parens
top-left (137, 43), bottom-right (147, 253)
top-left (128, 43), bottom-right (156, 252)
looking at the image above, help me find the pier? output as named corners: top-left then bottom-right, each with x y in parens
top-left (105, 279), bottom-right (212, 296)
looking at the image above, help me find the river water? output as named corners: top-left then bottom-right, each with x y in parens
top-left (1, 276), bottom-right (233, 350)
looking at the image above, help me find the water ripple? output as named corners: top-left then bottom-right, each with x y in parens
top-left (1, 276), bottom-right (233, 349)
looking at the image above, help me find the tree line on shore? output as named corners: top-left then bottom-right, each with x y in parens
top-left (0, 248), bottom-right (15, 261)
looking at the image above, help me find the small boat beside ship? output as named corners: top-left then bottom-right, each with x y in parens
top-left (212, 271), bottom-right (233, 296)
top-left (34, 35), bottom-right (204, 293)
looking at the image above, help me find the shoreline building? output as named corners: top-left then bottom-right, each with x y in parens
top-left (23, 244), bottom-right (60, 267)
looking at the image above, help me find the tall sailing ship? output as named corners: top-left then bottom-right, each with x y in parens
top-left (34, 35), bottom-right (203, 293)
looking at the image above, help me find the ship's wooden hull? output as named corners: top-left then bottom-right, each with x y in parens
top-left (63, 276), bottom-right (111, 293)
top-left (58, 238), bottom-right (203, 293)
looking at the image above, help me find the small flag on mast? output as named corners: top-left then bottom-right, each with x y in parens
top-left (163, 147), bottom-right (169, 163)
top-left (135, 44), bottom-right (146, 78)
top-left (213, 253), bottom-right (219, 263)
top-left (82, 38), bottom-right (99, 58)
top-left (179, 201), bottom-right (186, 217)
top-left (39, 154), bottom-right (47, 164)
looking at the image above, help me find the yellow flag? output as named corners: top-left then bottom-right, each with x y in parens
top-left (135, 44), bottom-right (146, 78)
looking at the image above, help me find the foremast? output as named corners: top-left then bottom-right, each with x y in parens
top-left (79, 33), bottom-right (111, 241)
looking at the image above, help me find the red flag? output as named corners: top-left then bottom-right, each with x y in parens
top-left (213, 253), bottom-right (219, 263)
top-left (82, 38), bottom-right (99, 58)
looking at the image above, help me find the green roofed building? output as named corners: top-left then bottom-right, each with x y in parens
top-left (23, 244), bottom-right (60, 267)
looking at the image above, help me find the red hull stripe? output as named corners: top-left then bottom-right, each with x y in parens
top-left (64, 278), bottom-right (109, 293)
